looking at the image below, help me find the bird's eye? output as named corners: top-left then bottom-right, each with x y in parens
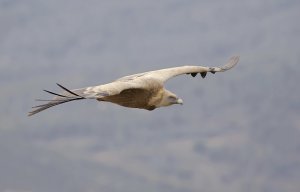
top-left (168, 96), bottom-right (176, 100)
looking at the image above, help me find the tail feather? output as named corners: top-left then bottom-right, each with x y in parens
top-left (28, 83), bottom-right (86, 116)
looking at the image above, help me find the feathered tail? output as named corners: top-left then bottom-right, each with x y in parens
top-left (28, 83), bottom-right (87, 116)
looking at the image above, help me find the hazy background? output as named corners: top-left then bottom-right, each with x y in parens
top-left (1, 0), bottom-right (300, 192)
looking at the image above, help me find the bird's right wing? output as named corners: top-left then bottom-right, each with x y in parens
top-left (144, 55), bottom-right (239, 82)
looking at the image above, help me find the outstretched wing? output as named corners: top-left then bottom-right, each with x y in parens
top-left (144, 56), bottom-right (239, 82)
top-left (28, 83), bottom-right (88, 116)
top-left (28, 79), bottom-right (153, 116)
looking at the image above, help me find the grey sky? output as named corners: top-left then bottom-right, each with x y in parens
top-left (0, 0), bottom-right (299, 192)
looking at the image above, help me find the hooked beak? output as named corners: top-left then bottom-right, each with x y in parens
top-left (177, 98), bottom-right (183, 105)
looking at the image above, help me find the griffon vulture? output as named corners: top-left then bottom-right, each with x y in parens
top-left (28, 56), bottom-right (239, 116)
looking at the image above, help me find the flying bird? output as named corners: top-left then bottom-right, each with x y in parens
top-left (28, 56), bottom-right (239, 116)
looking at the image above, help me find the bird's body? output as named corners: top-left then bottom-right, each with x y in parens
top-left (97, 78), bottom-right (164, 110)
top-left (28, 56), bottom-right (239, 116)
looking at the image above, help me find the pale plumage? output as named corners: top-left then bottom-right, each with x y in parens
top-left (28, 56), bottom-right (239, 116)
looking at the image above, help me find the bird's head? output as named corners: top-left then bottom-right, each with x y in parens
top-left (158, 90), bottom-right (183, 107)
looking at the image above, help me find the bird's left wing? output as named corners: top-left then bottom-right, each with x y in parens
top-left (144, 56), bottom-right (239, 82)
top-left (28, 80), bottom-right (149, 116)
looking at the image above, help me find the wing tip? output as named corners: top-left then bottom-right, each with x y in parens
top-left (220, 55), bottom-right (240, 71)
top-left (28, 83), bottom-right (87, 117)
